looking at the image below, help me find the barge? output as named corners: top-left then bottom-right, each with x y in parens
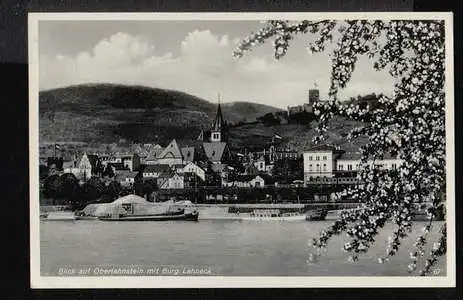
top-left (98, 210), bottom-right (199, 222)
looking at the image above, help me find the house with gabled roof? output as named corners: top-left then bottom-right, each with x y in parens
top-left (144, 146), bottom-right (165, 164)
top-left (159, 173), bottom-right (184, 190)
top-left (203, 142), bottom-right (232, 164)
top-left (115, 170), bottom-right (138, 187)
top-left (227, 174), bottom-right (266, 188)
top-left (177, 139), bottom-right (209, 162)
top-left (153, 139), bottom-right (184, 166)
top-left (63, 152), bottom-right (102, 181)
top-left (242, 162), bottom-right (260, 176)
top-left (181, 146), bottom-right (196, 163)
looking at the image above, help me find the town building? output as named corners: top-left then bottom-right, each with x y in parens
top-left (267, 145), bottom-right (299, 162)
top-left (115, 170), bottom-right (138, 187)
top-left (134, 143), bottom-right (164, 163)
top-left (183, 172), bottom-right (205, 188)
top-left (336, 153), bottom-right (402, 173)
top-left (202, 142), bottom-right (232, 164)
top-left (142, 164), bottom-right (172, 178)
top-left (171, 164), bottom-right (186, 175)
top-left (227, 175), bottom-right (266, 188)
top-left (242, 162), bottom-right (260, 176)
top-left (144, 147), bottom-right (165, 164)
top-left (95, 152), bottom-right (141, 172)
top-left (303, 145), bottom-right (343, 181)
top-left (302, 145), bottom-right (404, 185)
top-left (159, 173), bottom-right (185, 189)
top-left (253, 156), bottom-right (267, 172)
top-left (240, 141), bottom-right (299, 167)
top-left (265, 163), bottom-right (274, 174)
top-left (63, 152), bottom-right (102, 181)
top-left (249, 155), bottom-right (274, 175)
top-left (183, 162), bottom-right (206, 181)
top-left (152, 139), bottom-right (184, 166)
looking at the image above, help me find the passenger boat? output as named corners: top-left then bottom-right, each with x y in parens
top-left (239, 208), bottom-right (328, 221)
top-left (240, 209), bottom-right (307, 221)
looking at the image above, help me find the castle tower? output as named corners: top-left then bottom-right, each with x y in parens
top-left (210, 93), bottom-right (225, 142)
top-left (308, 82), bottom-right (320, 104)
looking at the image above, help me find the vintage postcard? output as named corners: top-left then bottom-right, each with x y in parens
top-left (29, 12), bottom-right (455, 288)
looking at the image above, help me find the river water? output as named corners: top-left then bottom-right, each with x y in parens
top-left (40, 220), bottom-right (446, 277)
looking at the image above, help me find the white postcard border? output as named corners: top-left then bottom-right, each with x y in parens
top-left (28, 12), bottom-right (455, 289)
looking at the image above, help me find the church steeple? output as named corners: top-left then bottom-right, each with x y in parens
top-left (210, 93), bottom-right (225, 142)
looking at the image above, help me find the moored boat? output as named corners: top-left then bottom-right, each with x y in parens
top-left (74, 215), bottom-right (99, 220)
top-left (40, 211), bottom-right (76, 221)
top-left (306, 209), bottom-right (328, 221)
top-left (239, 209), bottom-right (307, 221)
top-left (98, 210), bottom-right (199, 222)
top-left (94, 195), bottom-right (200, 222)
top-left (75, 194), bottom-right (200, 222)
top-left (238, 208), bottom-right (328, 221)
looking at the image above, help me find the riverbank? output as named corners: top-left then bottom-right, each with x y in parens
top-left (39, 202), bottom-right (443, 222)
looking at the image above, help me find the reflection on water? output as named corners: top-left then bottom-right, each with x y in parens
top-left (40, 220), bottom-right (446, 276)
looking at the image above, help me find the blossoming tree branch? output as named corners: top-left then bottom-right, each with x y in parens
top-left (233, 20), bottom-right (446, 276)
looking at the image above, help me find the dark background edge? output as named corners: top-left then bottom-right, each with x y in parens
top-left (1, 0), bottom-right (460, 299)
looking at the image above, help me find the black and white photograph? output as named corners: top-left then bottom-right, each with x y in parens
top-left (28, 12), bottom-right (455, 288)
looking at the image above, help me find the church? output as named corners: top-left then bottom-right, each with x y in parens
top-left (148, 95), bottom-right (233, 166)
top-left (198, 95), bottom-right (232, 164)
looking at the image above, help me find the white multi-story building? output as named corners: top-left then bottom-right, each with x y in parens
top-left (303, 145), bottom-right (403, 185)
top-left (336, 155), bottom-right (402, 172)
top-left (303, 145), bottom-right (342, 181)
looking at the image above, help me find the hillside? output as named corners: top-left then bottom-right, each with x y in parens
top-left (228, 117), bottom-right (367, 153)
top-left (39, 83), bottom-right (369, 152)
top-left (226, 92), bottom-right (383, 152)
top-left (39, 83), bottom-right (282, 144)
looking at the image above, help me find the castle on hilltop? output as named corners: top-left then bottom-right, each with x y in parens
top-left (287, 83), bottom-right (321, 115)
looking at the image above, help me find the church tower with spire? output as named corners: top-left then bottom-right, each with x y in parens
top-left (210, 93), bottom-right (226, 142)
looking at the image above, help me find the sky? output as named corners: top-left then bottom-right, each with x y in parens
top-left (38, 20), bottom-right (395, 109)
